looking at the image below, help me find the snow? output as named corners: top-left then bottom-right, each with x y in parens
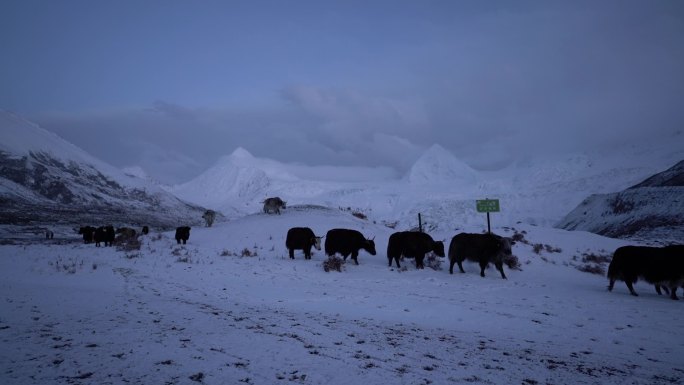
top-left (2, 206), bottom-right (683, 385)
top-left (406, 144), bottom-right (479, 187)
top-left (2, 110), bottom-right (684, 384)
top-left (0, 110), bottom-right (174, 194)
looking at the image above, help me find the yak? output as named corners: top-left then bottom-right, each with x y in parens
top-left (324, 228), bottom-right (376, 265)
top-left (116, 227), bottom-right (137, 243)
top-left (104, 225), bottom-right (115, 246)
top-left (387, 231), bottom-right (444, 269)
top-left (263, 197), bottom-right (286, 215)
top-left (607, 245), bottom-right (684, 300)
top-left (285, 227), bottom-right (323, 260)
top-left (141, 226), bottom-right (149, 235)
top-left (94, 226), bottom-right (105, 247)
top-left (92, 226), bottom-right (114, 247)
top-left (175, 226), bottom-right (191, 245)
top-left (78, 226), bottom-right (96, 244)
top-left (448, 232), bottom-right (513, 279)
top-left (202, 210), bottom-right (216, 227)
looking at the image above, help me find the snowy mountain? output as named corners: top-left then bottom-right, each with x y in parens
top-left (0, 111), bottom-right (206, 228)
top-left (169, 141), bottom-right (682, 238)
top-left (555, 160), bottom-right (684, 242)
top-left (405, 144), bottom-right (479, 187)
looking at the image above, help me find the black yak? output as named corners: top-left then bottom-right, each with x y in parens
top-left (78, 226), bottom-right (96, 244)
top-left (285, 227), bottom-right (322, 260)
top-left (263, 197), bottom-right (286, 215)
top-left (387, 231), bottom-right (445, 269)
top-left (324, 228), bottom-right (376, 265)
top-left (104, 225), bottom-right (115, 246)
top-left (448, 232), bottom-right (513, 279)
top-left (93, 226), bottom-right (106, 247)
top-left (607, 245), bottom-right (684, 300)
top-left (175, 226), bottom-right (191, 245)
top-left (92, 226), bottom-right (114, 247)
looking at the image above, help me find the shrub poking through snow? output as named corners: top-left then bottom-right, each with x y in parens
top-left (117, 236), bottom-right (141, 252)
top-left (574, 251), bottom-right (611, 275)
top-left (503, 253), bottom-right (522, 270)
top-left (50, 257), bottom-right (83, 274)
top-left (545, 244), bottom-right (563, 253)
top-left (323, 255), bottom-right (344, 272)
top-left (511, 230), bottom-right (528, 244)
top-left (577, 264), bottom-right (605, 275)
top-left (241, 248), bottom-right (257, 257)
top-left (532, 243), bottom-right (562, 255)
top-left (424, 252), bottom-right (443, 271)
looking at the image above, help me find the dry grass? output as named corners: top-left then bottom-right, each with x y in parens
top-left (323, 255), bottom-right (344, 272)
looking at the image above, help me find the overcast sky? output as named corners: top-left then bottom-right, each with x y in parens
top-left (2, 0), bottom-right (683, 184)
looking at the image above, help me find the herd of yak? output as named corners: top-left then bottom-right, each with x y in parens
top-left (77, 225), bottom-right (147, 247)
top-left (72, 197), bottom-right (683, 301)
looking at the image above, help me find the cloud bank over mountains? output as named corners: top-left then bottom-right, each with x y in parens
top-left (3, 2), bottom-right (683, 184)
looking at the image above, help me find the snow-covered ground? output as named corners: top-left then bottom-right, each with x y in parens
top-left (2, 207), bottom-right (682, 385)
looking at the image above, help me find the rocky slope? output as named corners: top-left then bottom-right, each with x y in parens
top-left (555, 160), bottom-right (684, 242)
top-left (0, 111), bottom-right (207, 228)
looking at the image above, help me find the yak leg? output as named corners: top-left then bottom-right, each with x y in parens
top-left (655, 285), bottom-right (670, 295)
top-left (304, 247), bottom-right (311, 260)
top-left (669, 286), bottom-right (679, 300)
top-left (416, 255), bottom-right (425, 269)
top-left (608, 279), bottom-right (616, 291)
top-left (289, 248), bottom-right (295, 259)
top-left (625, 281), bottom-right (639, 296)
top-left (351, 251), bottom-right (359, 265)
top-left (457, 259), bottom-right (466, 274)
top-left (495, 262), bottom-right (507, 279)
top-left (479, 261), bottom-right (488, 277)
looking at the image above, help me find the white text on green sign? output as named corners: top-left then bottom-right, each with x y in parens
top-left (476, 199), bottom-right (500, 213)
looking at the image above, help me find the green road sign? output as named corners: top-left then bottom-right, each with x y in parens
top-left (476, 199), bottom-right (500, 213)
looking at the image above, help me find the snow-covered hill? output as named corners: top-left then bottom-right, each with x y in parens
top-left (556, 160), bottom-right (684, 242)
top-left (169, 142), bottom-right (682, 238)
top-left (2, 112), bottom-right (683, 384)
top-left (0, 111), bottom-right (206, 228)
top-left (2, 205), bottom-right (682, 385)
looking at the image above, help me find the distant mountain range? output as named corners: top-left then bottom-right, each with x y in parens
top-left (555, 160), bottom-right (684, 243)
top-left (2, 110), bottom-right (681, 241)
top-left (0, 111), bottom-right (207, 228)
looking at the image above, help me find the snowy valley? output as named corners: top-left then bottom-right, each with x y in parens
top-left (1, 112), bottom-right (684, 385)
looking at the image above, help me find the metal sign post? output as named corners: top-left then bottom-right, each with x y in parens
top-left (476, 199), bottom-right (500, 233)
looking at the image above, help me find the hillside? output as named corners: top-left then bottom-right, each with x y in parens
top-left (0, 111), bottom-right (206, 228)
top-left (169, 143), bottom-right (681, 236)
top-left (555, 160), bottom-right (684, 242)
top-left (2, 205), bottom-right (682, 385)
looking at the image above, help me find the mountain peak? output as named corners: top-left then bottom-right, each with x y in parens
top-left (229, 147), bottom-right (254, 160)
top-left (406, 144), bottom-right (478, 185)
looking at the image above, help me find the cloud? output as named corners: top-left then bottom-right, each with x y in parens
top-left (20, 1), bottom-right (684, 183)
top-left (280, 86), bottom-right (430, 159)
